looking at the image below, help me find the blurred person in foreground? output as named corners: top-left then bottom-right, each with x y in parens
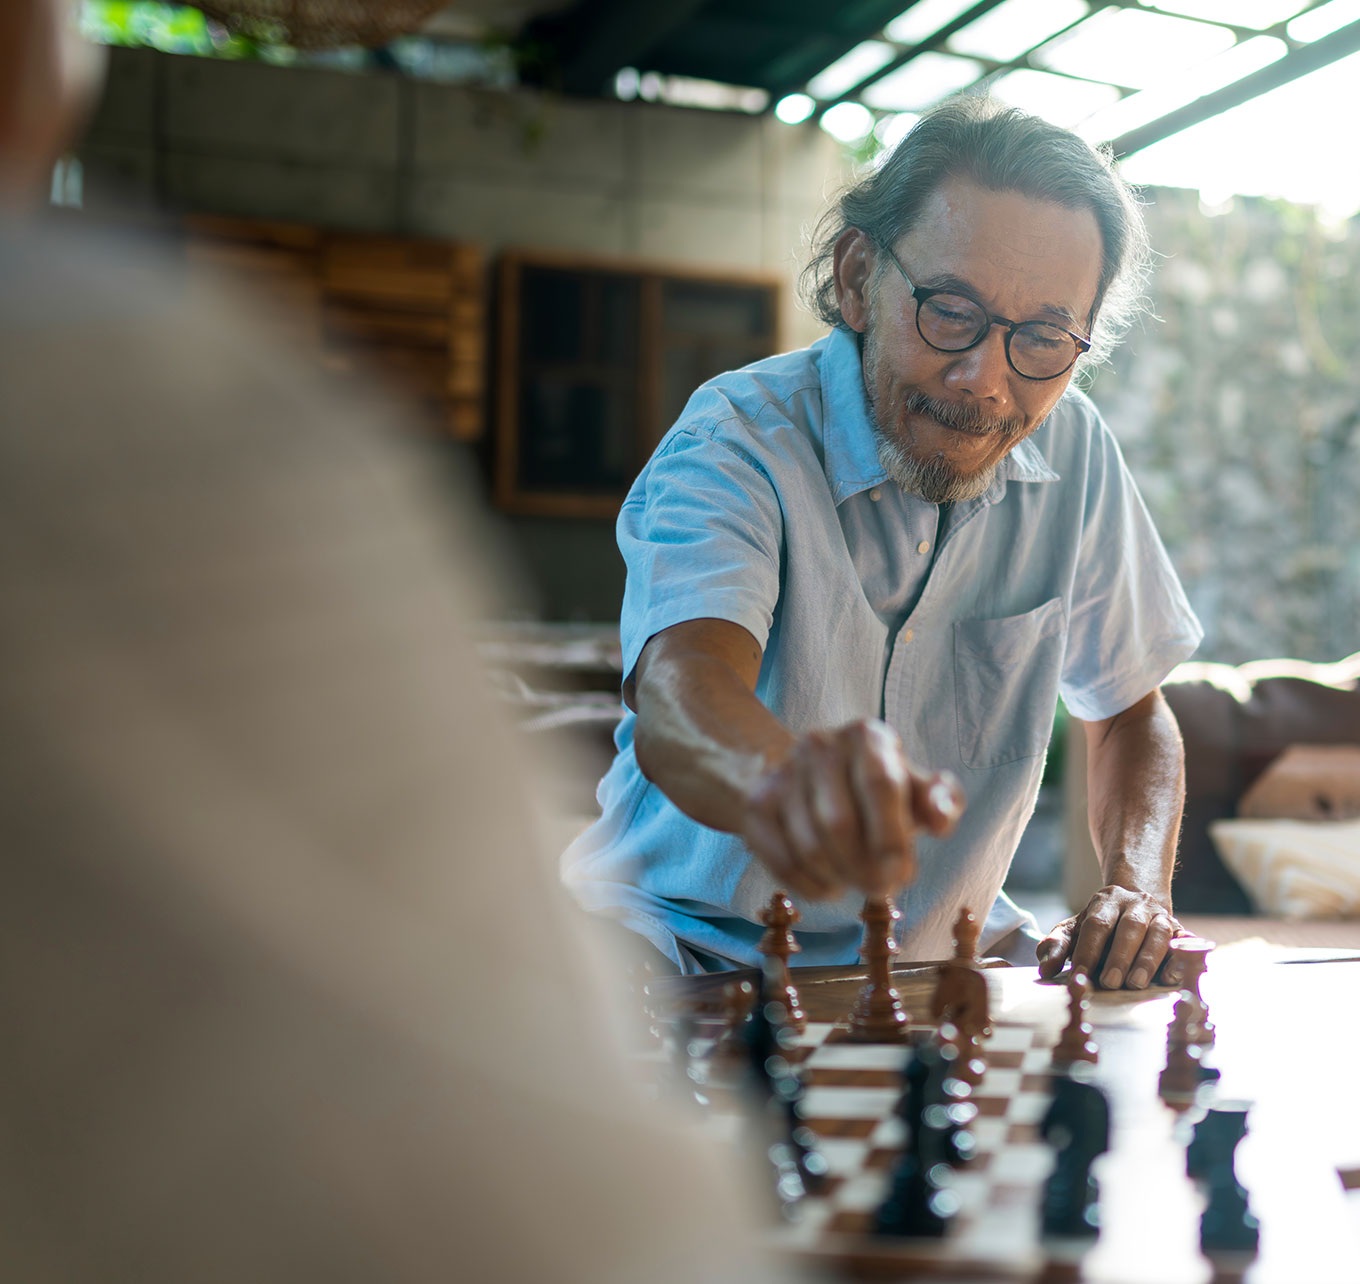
top-left (0, 3), bottom-right (779, 1280)
top-left (564, 99), bottom-right (1202, 986)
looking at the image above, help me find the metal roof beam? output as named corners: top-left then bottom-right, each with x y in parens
top-left (1110, 17), bottom-right (1360, 157)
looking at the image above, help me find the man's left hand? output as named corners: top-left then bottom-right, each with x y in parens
top-left (1036, 885), bottom-right (1185, 989)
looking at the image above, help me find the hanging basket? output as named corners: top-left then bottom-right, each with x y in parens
top-left (186, 1), bottom-right (452, 49)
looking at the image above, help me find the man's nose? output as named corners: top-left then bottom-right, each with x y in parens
top-left (942, 323), bottom-right (1012, 402)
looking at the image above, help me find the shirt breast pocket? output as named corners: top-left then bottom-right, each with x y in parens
top-left (952, 598), bottom-right (1066, 769)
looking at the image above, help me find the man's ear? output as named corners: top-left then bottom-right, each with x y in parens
top-left (833, 228), bottom-right (874, 334)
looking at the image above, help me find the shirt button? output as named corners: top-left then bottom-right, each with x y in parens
top-left (917, 540), bottom-right (931, 554)
top-left (869, 488), bottom-right (882, 502)
top-left (902, 629), bottom-right (915, 643)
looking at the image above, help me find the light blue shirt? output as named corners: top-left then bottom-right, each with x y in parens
top-left (563, 327), bottom-right (1202, 973)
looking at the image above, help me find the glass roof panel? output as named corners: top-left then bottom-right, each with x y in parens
top-left (1118, 47), bottom-right (1360, 217)
top-left (883, 0), bottom-right (983, 45)
top-left (807, 40), bottom-right (897, 99)
top-left (874, 112), bottom-right (923, 154)
top-left (1034, 8), bottom-right (1236, 88)
top-left (1075, 35), bottom-right (1286, 142)
top-left (989, 68), bottom-right (1121, 127)
top-left (1139, 0), bottom-right (1310, 29)
top-left (947, 0), bottom-right (1089, 63)
top-left (859, 51), bottom-right (986, 110)
top-left (1288, 0), bottom-right (1360, 41)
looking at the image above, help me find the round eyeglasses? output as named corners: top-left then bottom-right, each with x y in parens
top-left (878, 243), bottom-right (1091, 382)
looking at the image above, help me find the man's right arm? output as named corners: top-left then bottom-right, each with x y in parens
top-left (630, 617), bottom-right (963, 901)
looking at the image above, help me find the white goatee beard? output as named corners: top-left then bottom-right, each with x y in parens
top-left (874, 431), bottom-right (997, 504)
top-left (862, 323), bottom-right (1027, 505)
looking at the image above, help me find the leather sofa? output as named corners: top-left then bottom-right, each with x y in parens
top-left (1063, 652), bottom-right (1360, 915)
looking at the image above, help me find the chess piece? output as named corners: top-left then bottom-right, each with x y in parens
top-left (846, 894), bottom-right (911, 1042)
top-left (1040, 1065), bottom-right (1110, 1238)
top-left (942, 1021), bottom-right (988, 1089)
top-left (758, 890), bottom-right (807, 1033)
top-left (1159, 995), bottom-right (1221, 1110)
top-left (1166, 936), bottom-right (1216, 1048)
top-left (710, 978), bottom-right (757, 1070)
top-left (1188, 1104), bottom-right (1260, 1256)
top-left (736, 975), bottom-right (824, 1216)
top-left (876, 1037), bottom-right (963, 1237)
top-left (1052, 970), bottom-right (1098, 1067)
top-left (929, 906), bottom-right (991, 1040)
top-left (626, 961), bottom-right (664, 1051)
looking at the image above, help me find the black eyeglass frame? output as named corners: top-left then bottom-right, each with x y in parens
top-left (877, 242), bottom-right (1091, 383)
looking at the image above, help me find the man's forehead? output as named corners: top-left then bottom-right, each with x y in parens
top-left (899, 177), bottom-right (1104, 318)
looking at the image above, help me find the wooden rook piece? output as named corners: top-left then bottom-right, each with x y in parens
top-left (1167, 935), bottom-right (1216, 1048)
top-left (930, 906), bottom-right (992, 1042)
top-left (846, 894), bottom-right (911, 1043)
top-left (758, 890), bottom-right (806, 1033)
top-left (1052, 970), bottom-right (1098, 1068)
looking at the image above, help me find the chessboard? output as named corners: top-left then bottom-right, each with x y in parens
top-left (643, 953), bottom-right (1359, 1283)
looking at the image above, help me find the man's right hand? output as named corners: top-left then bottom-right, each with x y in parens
top-left (741, 720), bottom-right (965, 900)
top-left (632, 619), bottom-right (964, 900)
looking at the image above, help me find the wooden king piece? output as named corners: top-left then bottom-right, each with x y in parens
top-left (846, 893), bottom-right (911, 1042)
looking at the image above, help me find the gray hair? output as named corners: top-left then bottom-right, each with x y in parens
top-left (799, 96), bottom-right (1152, 373)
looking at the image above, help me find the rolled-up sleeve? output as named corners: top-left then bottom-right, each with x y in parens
top-left (618, 425), bottom-right (784, 683)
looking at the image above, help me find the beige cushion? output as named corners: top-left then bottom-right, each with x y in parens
top-left (1210, 818), bottom-right (1360, 918)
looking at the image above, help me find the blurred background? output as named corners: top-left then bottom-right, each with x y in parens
top-left (63, 0), bottom-right (1360, 916)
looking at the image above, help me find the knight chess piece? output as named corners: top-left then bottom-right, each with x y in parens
top-left (759, 890), bottom-right (807, 1033)
top-left (1052, 970), bottom-right (1098, 1068)
top-left (930, 906), bottom-right (991, 1041)
top-left (846, 893), bottom-right (911, 1043)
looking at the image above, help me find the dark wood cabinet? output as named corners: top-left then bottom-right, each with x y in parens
top-left (494, 250), bottom-right (782, 517)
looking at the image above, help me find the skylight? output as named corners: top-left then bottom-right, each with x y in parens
top-left (946, 0), bottom-right (1089, 64)
top-left (859, 52), bottom-right (985, 112)
top-left (1034, 8), bottom-right (1237, 89)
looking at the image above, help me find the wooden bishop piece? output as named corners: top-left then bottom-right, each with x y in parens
top-left (758, 890), bottom-right (806, 1032)
top-left (1052, 970), bottom-right (1099, 1068)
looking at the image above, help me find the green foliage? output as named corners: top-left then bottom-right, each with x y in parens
top-left (81, 1), bottom-right (267, 59)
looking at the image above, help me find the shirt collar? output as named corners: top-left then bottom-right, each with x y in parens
top-left (818, 324), bottom-right (1061, 506)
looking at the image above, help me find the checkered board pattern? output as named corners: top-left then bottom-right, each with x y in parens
top-left (765, 1019), bottom-right (1059, 1272)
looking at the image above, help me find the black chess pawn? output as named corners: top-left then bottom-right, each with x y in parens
top-left (1188, 1105), bottom-right (1260, 1257)
top-left (1039, 1064), bottom-right (1110, 1239)
top-left (875, 1036), bottom-right (965, 1237)
top-left (738, 967), bottom-right (825, 1217)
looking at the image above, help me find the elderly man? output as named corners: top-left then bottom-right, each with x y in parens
top-left (565, 98), bottom-right (1202, 986)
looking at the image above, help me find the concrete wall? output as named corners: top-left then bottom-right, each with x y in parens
top-left (78, 49), bottom-right (854, 620)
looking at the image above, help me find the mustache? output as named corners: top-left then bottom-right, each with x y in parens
top-left (901, 392), bottom-right (1026, 439)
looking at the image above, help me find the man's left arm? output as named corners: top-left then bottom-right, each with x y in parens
top-left (1037, 688), bottom-right (1187, 989)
